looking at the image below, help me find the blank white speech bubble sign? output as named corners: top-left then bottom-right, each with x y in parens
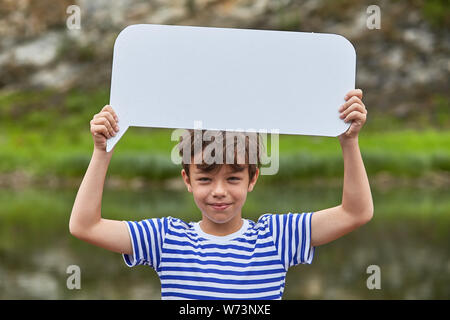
top-left (107, 24), bottom-right (355, 152)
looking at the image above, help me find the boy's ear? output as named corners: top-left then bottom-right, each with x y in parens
top-left (181, 169), bottom-right (192, 192)
top-left (247, 167), bottom-right (259, 192)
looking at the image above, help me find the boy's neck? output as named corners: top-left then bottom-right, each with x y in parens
top-left (199, 214), bottom-right (244, 237)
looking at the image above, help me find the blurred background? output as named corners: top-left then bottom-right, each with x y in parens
top-left (0, 0), bottom-right (449, 299)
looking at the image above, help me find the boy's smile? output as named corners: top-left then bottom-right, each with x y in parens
top-left (208, 203), bottom-right (231, 211)
top-left (181, 163), bottom-right (259, 236)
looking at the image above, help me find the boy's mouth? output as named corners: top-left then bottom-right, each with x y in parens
top-left (208, 203), bottom-right (232, 211)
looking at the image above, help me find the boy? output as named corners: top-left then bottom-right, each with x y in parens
top-left (69, 89), bottom-right (373, 299)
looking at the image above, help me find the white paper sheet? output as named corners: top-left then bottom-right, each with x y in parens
top-left (107, 24), bottom-right (355, 152)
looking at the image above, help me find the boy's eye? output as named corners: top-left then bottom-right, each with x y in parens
top-left (197, 177), bottom-right (240, 182)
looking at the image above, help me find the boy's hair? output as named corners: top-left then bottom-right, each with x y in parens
top-left (177, 129), bottom-right (264, 182)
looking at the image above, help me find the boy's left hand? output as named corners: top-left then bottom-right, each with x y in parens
top-left (338, 89), bottom-right (367, 141)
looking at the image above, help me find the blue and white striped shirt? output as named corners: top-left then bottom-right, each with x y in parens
top-left (122, 212), bottom-right (315, 300)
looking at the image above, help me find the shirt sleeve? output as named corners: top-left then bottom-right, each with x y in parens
top-left (269, 212), bottom-right (315, 270)
top-left (122, 217), bottom-right (168, 272)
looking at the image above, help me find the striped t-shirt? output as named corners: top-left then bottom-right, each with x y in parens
top-left (122, 212), bottom-right (315, 300)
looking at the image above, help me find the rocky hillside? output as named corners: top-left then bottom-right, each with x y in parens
top-left (0, 0), bottom-right (449, 127)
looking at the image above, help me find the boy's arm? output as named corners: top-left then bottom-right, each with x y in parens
top-left (69, 148), bottom-right (132, 255)
top-left (310, 90), bottom-right (374, 247)
top-left (311, 138), bottom-right (374, 247)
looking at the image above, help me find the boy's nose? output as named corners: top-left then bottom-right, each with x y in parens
top-left (212, 190), bottom-right (227, 198)
top-left (211, 181), bottom-right (227, 197)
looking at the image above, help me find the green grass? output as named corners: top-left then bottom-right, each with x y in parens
top-left (1, 126), bottom-right (448, 180)
top-left (0, 89), bottom-right (449, 180)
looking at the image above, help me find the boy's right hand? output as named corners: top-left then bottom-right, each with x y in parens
top-left (90, 105), bottom-right (119, 152)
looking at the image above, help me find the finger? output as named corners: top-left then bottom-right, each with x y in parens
top-left (91, 117), bottom-right (115, 137)
top-left (339, 96), bottom-right (363, 111)
top-left (344, 111), bottom-right (367, 123)
top-left (344, 88), bottom-right (363, 101)
top-left (96, 111), bottom-right (119, 132)
top-left (340, 103), bottom-right (366, 119)
top-left (343, 111), bottom-right (362, 123)
top-left (94, 116), bottom-right (115, 137)
top-left (90, 125), bottom-right (107, 139)
top-left (102, 105), bottom-right (119, 122)
top-left (91, 124), bottom-right (111, 139)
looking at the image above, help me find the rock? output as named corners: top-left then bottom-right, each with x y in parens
top-left (30, 62), bottom-right (84, 89)
top-left (150, 6), bottom-right (188, 24)
top-left (7, 32), bottom-right (62, 67)
top-left (403, 28), bottom-right (435, 53)
top-left (382, 47), bottom-right (404, 69)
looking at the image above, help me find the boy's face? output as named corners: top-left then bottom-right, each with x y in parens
top-left (181, 164), bottom-right (259, 225)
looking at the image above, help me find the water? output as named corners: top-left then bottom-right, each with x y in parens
top-left (0, 182), bottom-right (449, 299)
